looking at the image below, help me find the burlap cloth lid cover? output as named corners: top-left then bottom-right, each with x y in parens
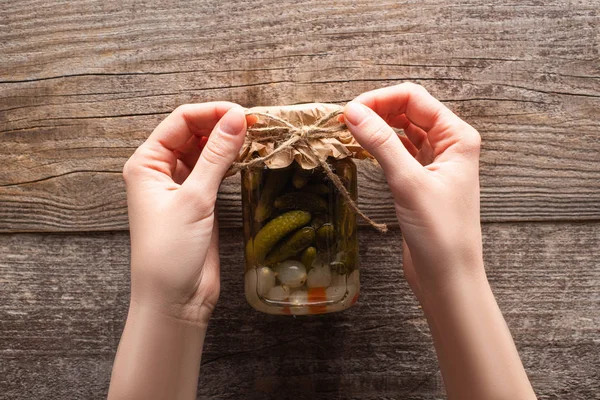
top-left (233, 103), bottom-right (373, 171)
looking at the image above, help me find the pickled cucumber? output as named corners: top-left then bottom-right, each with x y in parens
top-left (253, 210), bottom-right (311, 263)
top-left (329, 261), bottom-right (348, 275)
top-left (274, 192), bottom-right (328, 214)
top-left (316, 223), bottom-right (336, 251)
top-left (243, 168), bottom-right (263, 192)
top-left (333, 158), bottom-right (355, 185)
top-left (242, 158), bottom-right (361, 315)
top-left (331, 248), bottom-right (358, 274)
top-left (333, 158), bottom-right (358, 239)
top-left (242, 188), bottom-right (253, 242)
top-left (302, 183), bottom-right (330, 196)
top-left (301, 246), bottom-right (317, 270)
top-left (310, 214), bottom-right (328, 231)
top-left (254, 167), bottom-right (291, 223)
top-left (344, 249), bottom-right (358, 272)
top-left (265, 227), bottom-right (315, 266)
top-left (292, 165), bottom-right (312, 188)
top-left (335, 199), bottom-right (356, 239)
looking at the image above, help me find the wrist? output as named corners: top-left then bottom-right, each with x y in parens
top-left (110, 299), bottom-right (207, 400)
top-left (415, 266), bottom-right (536, 399)
top-left (128, 294), bottom-right (214, 329)
top-left (418, 267), bottom-right (491, 317)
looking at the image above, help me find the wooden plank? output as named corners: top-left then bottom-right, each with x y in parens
top-left (1, 1), bottom-right (600, 232)
top-left (1, 222), bottom-right (598, 399)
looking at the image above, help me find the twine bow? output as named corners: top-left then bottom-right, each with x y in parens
top-left (230, 110), bottom-right (388, 233)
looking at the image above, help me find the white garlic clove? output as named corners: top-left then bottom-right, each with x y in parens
top-left (266, 285), bottom-right (290, 301)
top-left (289, 289), bottom-right (308, 305)
top-left (326, 285), bottom-right (346, 302)
top-left (325, 273), bottom-right (347, 302)
top-left (256, 266), bottom-right (276, 296)
top-left (329, 272), bottom-right (346, 288)
top-left (275, 260), bottom-right (307, 288)
top-left (306, 261), bottom-right (332, 288)
top-left (289, 290), bottom-right (309, 315)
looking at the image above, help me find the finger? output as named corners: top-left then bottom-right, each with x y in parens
top-left (353, 83), bottom-right (452, 132)
top-left (173, 159), bottom-right (192, 185)
top-left (174, 135), bottom-right (202, 172)
top-left (125, 102), bottom-right (239, 184)
top-left (344, 101), bottom-right (423, 185)
top-left (353, 83), bottom-right (480, 155)
top-left (148, 102), bottom-right (239, 150)
top-left (389, 114), bottom-right (437, 166)
top-left (390, 114), bottom-right (428, 150)
top-left (399, 135), bottom-right (418, 158)
top-left (182, 106), bottom-right (247, 197)
top-left (202, 217), bottom-right (222, 305)
top-left (198, 136), bottom-right (208, 151)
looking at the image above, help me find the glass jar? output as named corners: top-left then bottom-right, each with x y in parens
top-left (242, 158), bottom-right (360, 315)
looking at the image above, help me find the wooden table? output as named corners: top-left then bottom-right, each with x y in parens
top-left (1, 1), bottom-right (599, 398)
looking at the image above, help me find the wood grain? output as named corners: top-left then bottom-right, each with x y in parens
top-left (1, 222), bottom-right (598, 399)
top-left (1, 0), bottom-right (600, 232)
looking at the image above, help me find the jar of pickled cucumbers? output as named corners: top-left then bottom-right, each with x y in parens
top-left (233, 103), bottom-right (378, 315)
top-left (242, 158), bottom-right (360, 315)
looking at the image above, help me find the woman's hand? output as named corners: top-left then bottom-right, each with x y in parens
top-left (343, 83), bottom-right (483, 301)
top-left (122, 102), bottom-right (247, 324)
top-left (109, 103), bottom-right (247, 400)
top-left (344, 83), bottom-right (536, 399)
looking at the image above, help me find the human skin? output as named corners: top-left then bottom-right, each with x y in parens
top-left (108, 85), bottom-right (536, 399)
top-left (344, 83), bottom-right (536, 399)
top-left (108, 102), bottom-right (248, 400)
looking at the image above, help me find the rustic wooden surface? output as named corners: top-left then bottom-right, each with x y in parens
top-left (1, 0), bottom-right (599, 399)
top-left (2, 0), bottom-right (600, 232)
top-left (1, 224), bottom-right (599, 399)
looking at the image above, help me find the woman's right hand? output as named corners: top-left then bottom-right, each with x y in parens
top-left (345, 84), bottom-right (536, 399)
top-left (343, 82), bottom-right (484, 301)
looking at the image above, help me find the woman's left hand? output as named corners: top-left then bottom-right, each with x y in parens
top-left (123, 102), bottom-right (247, 325)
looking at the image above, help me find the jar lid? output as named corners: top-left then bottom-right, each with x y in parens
top-left (234, 103), bottom-right (373, 170)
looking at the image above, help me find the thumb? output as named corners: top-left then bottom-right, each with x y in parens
top-left (344, 101), bottom-right (423, 186)
top-left (183, 106), bottom-right (246, 197)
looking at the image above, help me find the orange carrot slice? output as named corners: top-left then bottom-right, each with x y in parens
top-left (308, 287), bottom-right (327, 314)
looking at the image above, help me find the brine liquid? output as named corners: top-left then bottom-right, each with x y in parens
top-left (241, 158), bottom-right (359, 315)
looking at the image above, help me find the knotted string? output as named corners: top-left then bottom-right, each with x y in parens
top-left (231, 110), bottom-right (388, 233)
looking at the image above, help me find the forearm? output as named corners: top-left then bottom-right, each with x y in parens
top-left (108, 302), bottom-right (207, 400)
top-left (421, 270), bottom-right (536, 400)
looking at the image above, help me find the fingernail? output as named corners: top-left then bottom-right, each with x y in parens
top-left (220, 107), bottom-right (245, 135)
top-left (344, 102), bottom-right (369, 126)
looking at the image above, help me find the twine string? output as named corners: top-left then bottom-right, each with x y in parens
top-left (232, 110), bottom-right (388, 233)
